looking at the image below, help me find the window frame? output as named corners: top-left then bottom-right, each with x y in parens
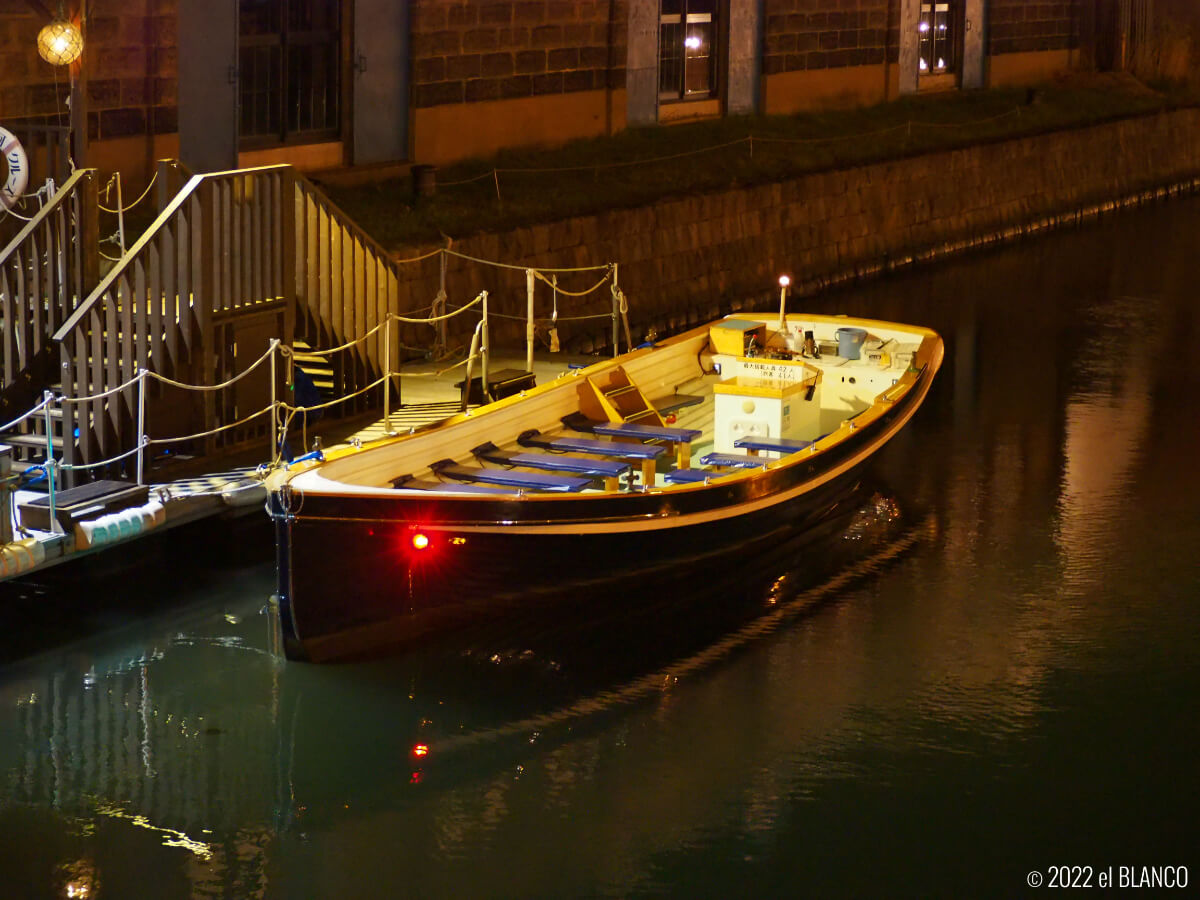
top-left (917, 0), bottom-right (963, 85)
top-left (238, 0), bottom-right (346, 149)
top-left (658, 0), bottom-right (722, 105)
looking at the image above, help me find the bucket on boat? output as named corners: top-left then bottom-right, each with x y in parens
top-left (835, 327), bottom-right (868, 360)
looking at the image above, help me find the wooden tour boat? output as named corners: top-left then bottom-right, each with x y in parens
top-left (267, 310), bottom-right (943, 662)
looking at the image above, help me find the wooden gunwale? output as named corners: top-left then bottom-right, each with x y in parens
top-left (274, 314), bottom-right (943, 534)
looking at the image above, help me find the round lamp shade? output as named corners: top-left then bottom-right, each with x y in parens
top-left (37, 19), bottom-right (83, 66)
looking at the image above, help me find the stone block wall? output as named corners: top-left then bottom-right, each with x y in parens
top-left (410, 0), bottom-right (626, 108)
top-left (988, 0), bottom-right (1080, 56)
top-left (762, 0), bottom-right (897, 75)
top-left (0, 0), bottom-right (177, 142)
top-left (387, 108), bottom-right (1200, 351)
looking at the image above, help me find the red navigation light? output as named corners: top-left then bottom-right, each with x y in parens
top-left (412, 743), bottom-right (429, 758)
top-left (411, 532), bottom-right (430, 551)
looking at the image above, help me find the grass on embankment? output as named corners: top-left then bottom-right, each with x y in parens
top-left (321, 74), bottom-right (1196, 251)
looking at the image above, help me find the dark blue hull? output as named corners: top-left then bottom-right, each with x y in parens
top-left (275, 473), bottom-right (865, 661)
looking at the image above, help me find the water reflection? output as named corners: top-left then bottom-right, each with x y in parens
top-left (0, 488), bottom-right (918, 898)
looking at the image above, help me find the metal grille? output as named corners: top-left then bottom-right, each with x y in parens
top-left (238, 0), bottom-right (341, 144)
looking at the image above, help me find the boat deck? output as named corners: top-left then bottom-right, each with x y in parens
top-left (283, 313), bottom-right (935, 499)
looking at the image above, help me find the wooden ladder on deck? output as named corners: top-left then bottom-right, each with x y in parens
top-left (585, 366), bottom-right (664, 426)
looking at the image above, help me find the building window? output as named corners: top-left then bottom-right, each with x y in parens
top-left (239, 0), bottom-right (341, 145)
top-left (918, 1), bottom-right (956, 75)
top-left (659, 0), bottom-right (718, 101)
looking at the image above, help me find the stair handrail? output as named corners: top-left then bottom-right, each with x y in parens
top-left (53, 163), bottom-right (295, 482)
top-left (293, 171), bottom-right (407, 272)
top-left (0, 168), bottom-right (95, 268)
top-left (154, 158), bottom-right (194, 214)
top-left (1, 168), bottom-right (98, 424)
top-left (289, 170), bottom-right (440, 420)
top-left (52, 164), bottom-right (292, 343)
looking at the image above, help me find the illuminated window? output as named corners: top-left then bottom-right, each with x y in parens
top-left (659, 0), bottom-right (718, 101)
top-left (239, 0), bottom-right (341, 144)
top-left (918, 1), bottom-right (956, 76)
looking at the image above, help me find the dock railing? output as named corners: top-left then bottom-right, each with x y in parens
top-left (53, 165), bottom-right (294, 482)
top-left (0, 168), bottom-right (100, 455)
top-left (38, 163), bottom-right (624, 484)
top-left (1, 169), bottom-right (100, 387)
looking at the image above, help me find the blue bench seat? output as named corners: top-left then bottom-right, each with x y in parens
top-left (591, 421), bottom-right (702, 443)
top-left (518, 429), bottom-right (665, 487)
top-left (472, 442), bottom-right (630, 489)
top-left (734, 436), bottom-right (815, 455)
top-left (699, 451), bottom-right (770, 469)
top-left (430, 460), bottom-right (591, 493)
top-left (653, 393), bottom-right (704, 416)
top-left (664, 468), bottom-right (713, 485)
top-left (497, 451), bottom-right (628, 479)
top-left (590, 421), bottom-right (702, 470)
top-left (518, 430), bottom-right (665, 460)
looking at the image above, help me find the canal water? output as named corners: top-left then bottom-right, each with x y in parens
top-left (2, 195), bottom-right (1198, 899)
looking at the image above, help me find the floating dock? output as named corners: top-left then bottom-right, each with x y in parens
top-left (0, 353), bottom-right (586, 584)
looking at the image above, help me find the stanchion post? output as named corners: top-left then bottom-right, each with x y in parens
top-left (481, 290), bottom-right (491, 402)
top-left (437, 248), bottom-right (448, 356)
top-left (526, 268), bottom-right (535, 373)
top-left (614, 263), bottom-right (633, 355)
top-left (611, 263), bottom-right (619, 357)
top-left (269, 338), bottom-right (279, 458)
top-left (115, 172), bottom-right (126, 254)
top-left (43, 391), bottom-right (58, 535)
top-left (285, 340), bottom-right (295, 451)
top-left (136, 370), bottom-right (146, 484)
top-left (383, 316), bottom-right (394, 435)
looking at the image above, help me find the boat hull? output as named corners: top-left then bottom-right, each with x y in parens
top-left (275, 469), bottom-right (865, 662)
top-left (273, 360), bottom-right (934, 662)
top-left (270, 312), bottom-right (943, 663)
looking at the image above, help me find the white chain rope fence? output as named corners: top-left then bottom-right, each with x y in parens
top-left (97, 169), bottom-right (159, 260)
top-left (433, 108), bottom-right (1026, 202)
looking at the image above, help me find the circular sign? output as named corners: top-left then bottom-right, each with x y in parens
top-left (1, 127), bottom-right (30, 209)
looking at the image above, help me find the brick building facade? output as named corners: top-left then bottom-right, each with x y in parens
top-left (0, 1), bottom-right (1148, 195)
top-left (0, 0), bottom-right (178, 186)
top-left (408, 0), bottom-right (628, 162)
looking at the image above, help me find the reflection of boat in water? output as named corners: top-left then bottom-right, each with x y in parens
top-left (0, 493), bottom-right (923, 897)
top-left (283, 490), bottom-right (927, 799)
top-left (422, 503), bottom-right (932, 761)
top-left (267, 313), bottom-right (943, 662)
